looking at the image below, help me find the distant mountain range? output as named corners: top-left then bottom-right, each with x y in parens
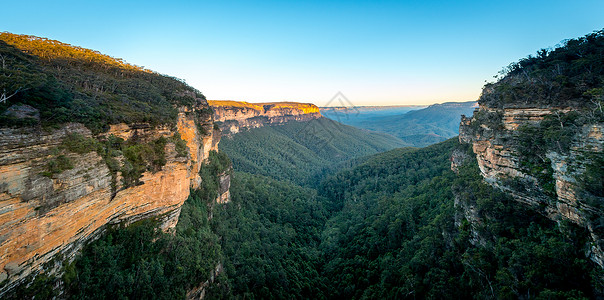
top-left (320, 105), bottom-right (425, 125)
top-left (321, 101), bottom-right (477, 147)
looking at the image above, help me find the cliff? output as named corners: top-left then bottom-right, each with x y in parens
top-left (458, 104), bottom-right (603, 262)
top-left (208, 100), bottom-right (322, 134)
top-left (0, 103), bottom-right (219, 293)
top-left (456, 30), bottom-right (604, 267)
top-left (0, 33), bottom-right (223, 294)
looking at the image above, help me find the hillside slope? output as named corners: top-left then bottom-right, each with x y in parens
top-left (0, 33), bottom-right (209, 132)
top-left (219, 117), bottom-right (408, 185)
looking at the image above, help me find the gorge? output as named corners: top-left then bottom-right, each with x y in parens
top-left (0, 29), bottom-right (603, 299)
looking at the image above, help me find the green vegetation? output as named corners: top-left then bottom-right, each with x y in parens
top-left (60, 133), bottom-right (101, 154)
top-left (516, 124), bottom-right (557, 196)
top-left (41, 154), bottom-right (73, 178)
top-left (170, 133), bottom-right (189, 158)
top-left (481, 29), bottom-right (604, 109)
top-left (219, 117), bottom-right (407, 185)
top-left (469, 109), bottom-right (504, 131)
top-left (118, 134), bottom-right (191, 187)
top-left (63, 212), bottom-right (221, 300)
top-left (5, 273), bottom-right (60, 299)
top-left (317, 139), bottom-right (596, 299)
top-left (515, 111), bottom-right (596, 197)
top-left (6, 29), bottom-right (603, 299)
top-left (196, 151), bottom-right (232, 205)
top-left (25, 138), bottom-right (601, 299)
top-left (0, 33), bottom-right (207, 132)
top-left (40, 133), bottom-right (99, 178)
top-left (582, 153), bottom-right (604, 200)
top-left (212, 172), bottom-right (328, 298)
top-left (580, 153), bottom-right (604, 242)
top-left (41, 132), bottom-right (189, 191)
top-left (210, 138), bottom-right (600, 299)
top-left (60, 152), bottom-right (228, 299)
top-left (121, 138), bottom-right (168, 186)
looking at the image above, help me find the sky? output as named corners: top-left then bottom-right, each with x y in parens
top-left (1, 0), bottom-right (604, 106)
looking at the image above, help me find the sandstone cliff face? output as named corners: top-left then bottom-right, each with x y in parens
top-left (0, 105), bottom-right (219, 293)
top-left (215, 170), bottom-right (232, 204)
top-left (208, 100), bottom-right (322, 134)
top-left (458, 103), bottom-right (604, 266)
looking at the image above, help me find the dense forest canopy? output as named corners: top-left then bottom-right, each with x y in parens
top-left (219, 117), bottom-right (408, 185)
top-left (317, 140), bottom-right (598, 299)
top-left (0, 32), bottom-right (206, 132)
top-left (481, 29), bottom-right (604, 108)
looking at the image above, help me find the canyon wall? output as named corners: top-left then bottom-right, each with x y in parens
top-left (457, 103), bottom-right (604, 266)
top-left (208, 100), bottom-right (322, 134)
top-left (0, 103), bottom-right (219, 294)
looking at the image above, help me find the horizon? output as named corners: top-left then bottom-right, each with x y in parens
top-left (2, 1), bottom-right (603, 106)
top-left (208, 99), bottom-right (475, 107)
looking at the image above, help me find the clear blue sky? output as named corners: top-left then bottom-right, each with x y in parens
top-left (2, 0), bottom-right (603, 106)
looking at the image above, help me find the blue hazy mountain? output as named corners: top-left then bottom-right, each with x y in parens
top-left (321, 101), bottom-right (477, 147)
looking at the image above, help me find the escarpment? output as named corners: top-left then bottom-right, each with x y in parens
top-left (208, 100), bottom-right (321, 134)
top-left (455, 30), bottom-right (604, 267)
top-left (0, 104), bottom-right (219, 293)
top-left (0, 32), bottom-right (223, 294)
top-left (459, 104), bottom-right (604, 263)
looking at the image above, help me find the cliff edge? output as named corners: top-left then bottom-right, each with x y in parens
top-left (208, 100), bottom-right (321, 134)
top-left (456, 30), bottom-right (604, 266)
top-left (0, 33), bottom-right (221, 293)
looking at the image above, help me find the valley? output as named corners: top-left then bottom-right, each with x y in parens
top-left (0, 28), bottom-right (603, 300)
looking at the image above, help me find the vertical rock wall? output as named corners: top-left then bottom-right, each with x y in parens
top-left (0, 106), bottom-right (219, 293)
top-left (458, 104), bottom-right (604, 266)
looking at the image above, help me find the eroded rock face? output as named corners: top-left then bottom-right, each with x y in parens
top-left (0, 105), bottom-right (219, 293)
top-left (186, 262), bottom-right (223, 300)
top-left (208, 100), bottom-right (322, 134)
top-left (215, 169), bottom-right (232, 204)
top-left (458, 104), bottom-right (604, 266)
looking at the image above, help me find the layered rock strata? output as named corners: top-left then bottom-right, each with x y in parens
top-left (208, 100), bottom-right (322, 134)
top-left (458, 104), bottom-right (604, 266)
top-left (0, 105), bottom-right (218, 293)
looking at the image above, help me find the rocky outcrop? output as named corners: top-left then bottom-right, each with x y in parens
top-left (215, 169), bottom-right (232, 204)
top-left (0, 104), bottom-right (219, 293)
top-left (208, 100), bottom-right (322, 134)
top-left (458, 103), bottom-right (604, 266)
top-left (450, 147), bottom-right (470, 174)
top-left (186, 263), bottom-right (223, 300)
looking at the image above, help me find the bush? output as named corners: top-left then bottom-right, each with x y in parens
top-left (169, 133), bottom-right (189, 158)
top-left (120, 137), bottom-right (170, 187)
top-left (41, 154), bottom-right (73, 177)
top-left (61, 133), bottom-right (100, 154)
